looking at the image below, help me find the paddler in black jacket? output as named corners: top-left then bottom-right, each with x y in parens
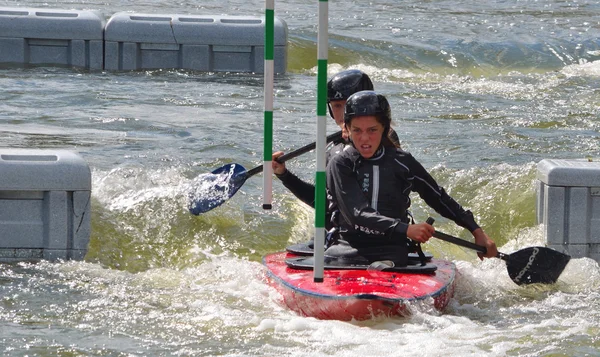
top-left (272, 70), bottom-right (400, 217)
top-left (273, 70), bottom-right (391, 206)
top-left (325, 90), bottom-right (498, 266)
top-left (272, 70), bottom-right (399, 252)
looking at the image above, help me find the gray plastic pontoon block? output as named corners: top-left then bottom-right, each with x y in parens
top-left (104, 12), bottom-right (287, 73)
top-left (537, 159), bottom-right (600, 262)
top-left (0, 7), bottom-right (105, 69)
top-left (0, 149), bottom-right (91, 262)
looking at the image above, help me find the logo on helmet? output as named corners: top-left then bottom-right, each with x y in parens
top-left (334, 91), bottom-right (344, 99)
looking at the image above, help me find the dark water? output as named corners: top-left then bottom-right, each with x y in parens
top-left (1, 0), bottom-right (600, 355)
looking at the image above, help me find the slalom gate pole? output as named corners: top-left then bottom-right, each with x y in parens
top-left (313, 0), bottom-right (328, 282)
top-left (262, 0), bottom-right (275, 210)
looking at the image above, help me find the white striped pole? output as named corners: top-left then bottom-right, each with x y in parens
top-left (313, 0), bottom-right (328, 282)
top-left (263, 0), bottom-right (275, 210)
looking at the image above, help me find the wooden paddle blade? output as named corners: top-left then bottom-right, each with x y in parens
top-left (505, 247), bottom-right (571, 285)
top-left (188, 163), bottom-right (248, 215)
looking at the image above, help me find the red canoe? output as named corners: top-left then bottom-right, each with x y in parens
top-left (263, 251), bottom-right (456, 321)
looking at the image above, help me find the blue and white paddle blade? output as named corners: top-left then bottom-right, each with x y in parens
top-left (188, 163), bottom-right (248, 215)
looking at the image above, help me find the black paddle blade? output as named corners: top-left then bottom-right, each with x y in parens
top-left (188, 163), bottom-right (248, 215)
top-left (505, 247), bottom-right (571, 285)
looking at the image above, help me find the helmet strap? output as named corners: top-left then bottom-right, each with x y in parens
top-left (327, 103), bottom-right (334, 119)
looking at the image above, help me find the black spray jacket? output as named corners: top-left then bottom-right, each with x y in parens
top-left (276, 141), bottom-right (345, 207)
top-left (276, 128), bottom-right (400, 208)
top-left (326, 145), bottom-right (479, 245)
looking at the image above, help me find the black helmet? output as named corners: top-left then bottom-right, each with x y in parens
top-left (344, 91), bottom-right (392, 132)
top-left (327, 69), bottom-right (374, 103)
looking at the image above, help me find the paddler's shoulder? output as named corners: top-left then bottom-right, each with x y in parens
top-left (328, 144), bottom-right (359, 166)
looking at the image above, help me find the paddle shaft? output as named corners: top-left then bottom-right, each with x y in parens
top-left (425, 218), bottom-right (507, 260)
top-left (425, 218), bottom-right (570, 285)
top-left (432, 230), bottom-right (508, 261)
top-left (245, 130), bottom-right (343, 177)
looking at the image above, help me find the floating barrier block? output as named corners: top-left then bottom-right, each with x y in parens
top-left (104, 12), bottom-right (287, 73)
top-left (0, 7), bottom-right (105, 70)
top-left (0, 149), bottom-right (91, 262)
top-left (537, 159), bottom-right (600, 262)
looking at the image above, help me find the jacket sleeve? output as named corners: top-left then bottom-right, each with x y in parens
top-left (404, 154), bottom-right (480, 232)
top-left (274, 141), bottom-right (346, 209)
top-left (275, 170), bottom-right (315, 207)
top-left (327, 154), bottom-right (408, 239)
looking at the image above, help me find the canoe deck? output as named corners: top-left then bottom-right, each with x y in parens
top-left (263, 251), bottom-right (456, 321)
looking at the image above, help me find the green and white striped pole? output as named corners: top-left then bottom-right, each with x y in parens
top-left (314, 0), bottom-right (328, 282)
top-left (263, 0), bottom-right (275, 210)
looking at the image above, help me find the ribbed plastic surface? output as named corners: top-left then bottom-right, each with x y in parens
top-left (0, 7), bottom-right (105, 69)
top-left (0, 149), bottom-right (91, 262)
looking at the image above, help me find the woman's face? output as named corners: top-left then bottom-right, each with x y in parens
top-left (347, 115), bottom-right (384, 159)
